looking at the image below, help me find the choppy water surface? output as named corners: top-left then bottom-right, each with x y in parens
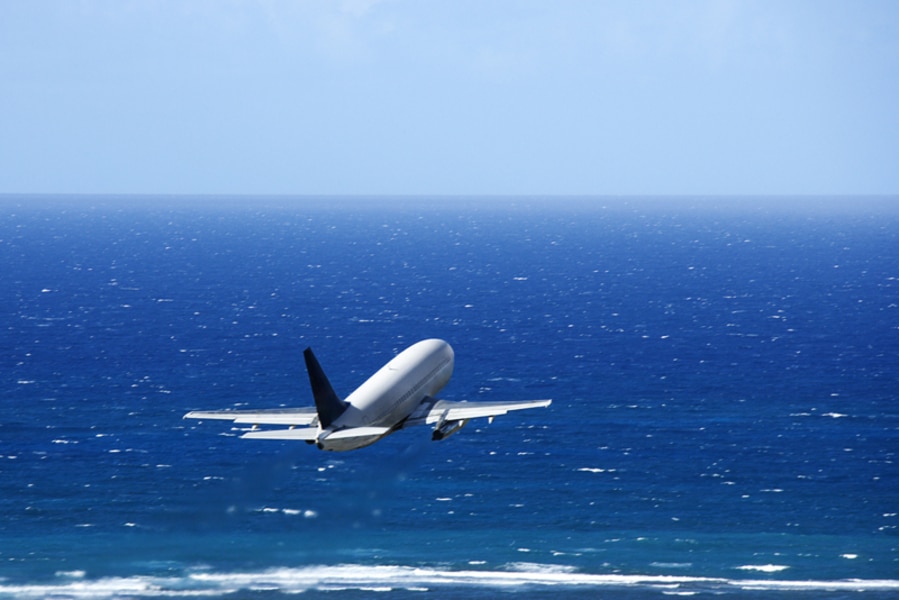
top-left (1, 196), bottom-right (897, 598)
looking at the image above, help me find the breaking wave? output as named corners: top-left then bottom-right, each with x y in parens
top-left (2, 564), bottom-right (898, 598)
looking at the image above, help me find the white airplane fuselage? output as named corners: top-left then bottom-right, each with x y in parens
top-left (184, 338), bottom-right (551, 451)
top-left (319, 338), bottom-right (454, 451)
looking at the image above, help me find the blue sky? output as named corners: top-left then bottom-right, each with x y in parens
top-left (2, 1), bottom-right (897, 195)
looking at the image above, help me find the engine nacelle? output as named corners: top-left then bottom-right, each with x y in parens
top-left (431, 419), bottom-right (469, 441)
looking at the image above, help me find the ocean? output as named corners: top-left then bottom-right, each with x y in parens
top-left (1, 196), bottom-right (896, 598)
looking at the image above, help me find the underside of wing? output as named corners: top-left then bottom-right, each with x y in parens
top-left (404, 397), bottom-right (552, 428)
top-left (426, 399), bottom-right (552, 423)
top-left (402, 397), bottom-right (551, 441)
top-left (183, 408), bottom-right (318, 427)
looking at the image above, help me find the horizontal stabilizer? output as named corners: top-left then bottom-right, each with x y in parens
top-left (241, 428), bottom-right (319, 441)
top-left (325, 427), bottom-right (392, 440)
top-left (240, 426), bottom-right (390, 441)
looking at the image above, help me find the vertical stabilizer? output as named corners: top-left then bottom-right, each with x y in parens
top-left (303, 348), bottom-right (347, 428)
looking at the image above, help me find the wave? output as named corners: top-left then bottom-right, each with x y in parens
top-left (2, 564), bottom-right (898, 598)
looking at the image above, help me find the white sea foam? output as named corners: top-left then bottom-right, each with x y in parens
top-left (577, 467), bottom-right (616, 473)
top-left (651, 562), bottom-right (693, 569)
top-left (504, 562), bottom-right (576, 574)
top-left (1, 564), bottom-right (897, 598)
top-left (735, 579), bottom-right (899, 591)
top-left (736, 564), bottom-right (790, 573)
top-left (54, 571), bottom-right (86, 579)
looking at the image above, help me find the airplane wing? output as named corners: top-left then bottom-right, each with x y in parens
top-left (404, 397), bottom-right (551, 440)
top-left (183, 408), bottom-right (318, 426)
top-left (185, 399), bottom-right (551, 445)
top-left (429, 398), bottom-right (552, 423)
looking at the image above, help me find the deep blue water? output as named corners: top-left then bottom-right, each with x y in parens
top-left (1, 196), bottom-right (897, 598)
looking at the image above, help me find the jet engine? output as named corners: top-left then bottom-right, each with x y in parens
top-left (432, 419), bottom-right (469, 441)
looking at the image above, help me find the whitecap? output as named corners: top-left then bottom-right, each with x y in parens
top-left (1, 565), bottom-right (897, 597)
top-left (505, 562), bottom-right (576, 574)
top-left (54, 571), bottom-right (86, 579)
top-left (735, 578), bottom-right (899, 591)
top-left (735, 564), bottom-right (789, 573)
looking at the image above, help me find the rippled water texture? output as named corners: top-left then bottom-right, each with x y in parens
top-left (1, 196), bottom-right (897, 598)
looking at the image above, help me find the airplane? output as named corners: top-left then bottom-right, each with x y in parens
top-left (183, 338), bottom-right (551, 452)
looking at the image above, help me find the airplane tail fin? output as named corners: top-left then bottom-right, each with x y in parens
top-left (303, 347), bottom-right (348, 428)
